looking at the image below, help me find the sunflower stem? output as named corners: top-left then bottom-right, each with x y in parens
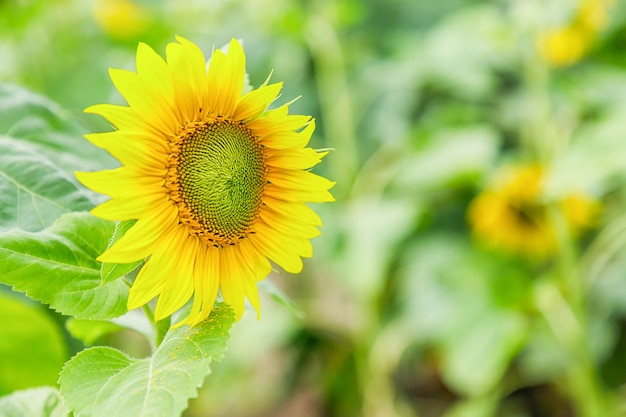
top-left (518, 8), bottom-right (611, 414)
top-left (141, 304), bottom-right (169, 350)
top-left (155, 316), bottom-right (171, 347)
top-left (556, 206), bottom-right (608, 401)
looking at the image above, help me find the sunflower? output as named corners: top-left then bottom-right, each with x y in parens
top-left (537, 0), bottom-right (612, 67)
top-left (76, 37), bottom-right (334, 326)
top-left (467, 164), bottom-right (598, 258)
top-left (93, 0), bottom-right (150, 40)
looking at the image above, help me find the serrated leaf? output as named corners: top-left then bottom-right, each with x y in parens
top-left (100, 220), bottom-right (143, 284)
top-left (0, 137), bottom-right (94, 232)
top-left (59, 304), bottom-right (235, 417)
top-left (0, 212), bottom-right (128, 320)
top-left (0, 387), bottom-right (68, 417)
top-left (0, 293), bottom-right (67, 395)
top-left (0, 83), bottom-right (115, 172)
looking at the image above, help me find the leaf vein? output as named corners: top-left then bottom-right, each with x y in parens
top-left (0, 168), bottom-right (74, 212)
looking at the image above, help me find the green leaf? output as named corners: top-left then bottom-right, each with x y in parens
top-left (0, 386), bottom-right (68, 417)
top-left (442, 393), bottom-right (500, 417)
top-left (418, 5), bottom-right (513, 98)
top-left (65, 318), bottom-right (125, 346)
top-left (0, 212), bottom-right (128, 320)
top-left (391, 126), bottom-right (498, 193)
top-left (100, 220), bottom-right (143, 284)
top-left (545, 108), bottom-right (626, 198)
top-left (59, 304), bottom-right (235, 417)
top-left (0, 83), bottom-right (114, 172)
top-left (440, 309), bottom-right (527, 397)
top-left (0, 83), bottom-right (76, 138)
top-left (0, 293), bottom-right (67, 395)
top-left (0, 137), bottom-right (94, 232)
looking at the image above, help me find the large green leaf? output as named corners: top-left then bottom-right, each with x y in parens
top-left (0, 83), bottom-right (114, 172)
top-left (0, 212), bottom-right (128, 320)
top-left (397, 235), bottom-right (530, 397)
top-left (0, 293), bottom-right (67, 395)
top-left (390, 125), bottom-right (498, 193)
top-left (0, 137), bottom-right (94, 232)
top-left (59, 304), bottom-right (235, 417)
top-left (0, 387), bottom-right (67, 417)
top-left (439, 308), bottom-right (527, 397)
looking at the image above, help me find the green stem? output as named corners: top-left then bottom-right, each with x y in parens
top-left (517, 13), bottom-right (612, 414)
top-left (141, 304), bottom-right (170, 349)
top-left (546, 206), bottom-right (610, 417)
top-left (155, 316), bottom-right (171, 347)
top-left (579, 212), bottom-right (626, 287)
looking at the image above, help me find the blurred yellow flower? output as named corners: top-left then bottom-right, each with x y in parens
top-left (93, 0), bottom-right (150, 40)
top-left (537, 0), bottom-right (612, 67)
top-left (468, 164), bottom-right (599, 258)
top-left (77, 37), bottom-right (334, 325)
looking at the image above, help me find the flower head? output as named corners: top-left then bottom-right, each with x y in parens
top-left (468, 164), bottom-right (598, 258)
top-left (537, 0), bottom-right (612, 67)
top-left (77, 37), bottom-right (334, 325)
top-left (93, 0), bottom-right (151, 40)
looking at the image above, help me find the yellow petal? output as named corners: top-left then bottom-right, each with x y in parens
top-left (208, 39), bottom-right (245, 118)
top-left (247, 107), bottom-right (311, 135)
top-left (244, 282), bottom-right (261, 319)
top-left (136, 42), bottom-right (176, 115)
top-left (167, 36), bottom-right (209, 122)
top-left (233, 82), bottom-right (283, 121)
top-left (238, 239), bottom-right (272, 280)
top-left (258, 209), bottom-right (321, 239)
top-left (236, 243), bottom-right (261, 318)
top-left (85, 133), bottom-right (167, 175)
top-left (76, 168), bottom-right (164, 197)
top-left (193, 246), bottom-right (221, 325)
top-left (98, 203), bottom-right (178, 263)
top-left (178, 36), bottom-right (210, 111)
top-left (256, 222), bottom-right (313, 258)
top-left (248, 229), bottom-right (303, 274)
top-left (262, 196), bottom-right (322, 226)
top-left (219, 247), bottom-right (246, 320)
top-left (109, 68), bottom-right (180, 135)
top-left (257, 120), bottom-right (315, 150)
top-left (126, 226), bottom-right (185, 309)
top-left (259, 131), bottom-right (310, 150)
top-left (85, 104), bottom-right (163, 138)
top-left (91, 191), bottom-right (166, 220)
top-left (127, 256), bottom-right (165, 310)
top-left (264, 183), bottom-right (335, 203)
top-left (154, 233), bottom-right (198, 321)
top-left (266, 148), bottom-right (328, 170)
top-left (267, 169), bottom-right (335, 191)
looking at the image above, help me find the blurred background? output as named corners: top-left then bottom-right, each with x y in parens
top-left (2, 0), bottom-right (626, 416)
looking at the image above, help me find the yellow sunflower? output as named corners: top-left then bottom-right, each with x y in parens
top-left (467, 164), bottom-right (598, 258)
top-left (76, 37), bottom-right (334, 326)
top-left (537, 0), bottom-right (612, 67)
top-left (93, 0), bottom-right (151, 40)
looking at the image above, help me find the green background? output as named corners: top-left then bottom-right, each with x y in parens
top-left (2, 0), bottom-right (626, 416)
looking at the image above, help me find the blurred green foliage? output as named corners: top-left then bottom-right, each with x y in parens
top-left (2, 0), bottom-right (626, 416)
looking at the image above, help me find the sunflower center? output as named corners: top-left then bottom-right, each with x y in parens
top-left (509, 200), bottom-right (545, 229)
top-left (167, 119), bottom-right (266, 247)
